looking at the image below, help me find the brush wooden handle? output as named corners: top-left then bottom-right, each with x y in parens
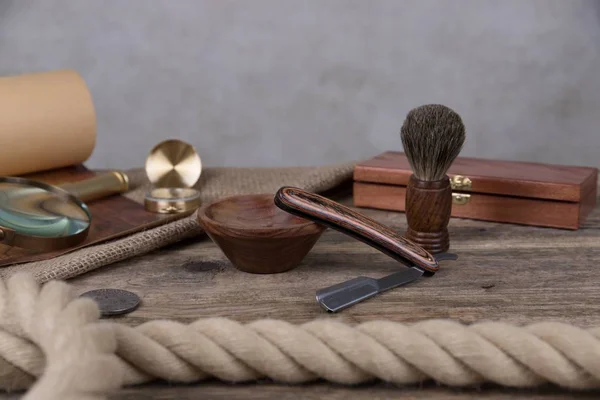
top-left (274, 186), bottom-right (439, 273)
top-left (404, 174), bottom-right (452, 253)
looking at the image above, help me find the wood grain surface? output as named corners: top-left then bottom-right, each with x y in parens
top-left (354, 151), bottom-right (598, 202)
top-left (404, 175), bottom-right (452, 253)
top-left (3, 188), bottom-right (600, 399)
top-left (275, 186), bottom-right (439, 272)
top-left (353, 182), bottom-right (592, 230)
top-left (197, 193), bottom-right (326, 274)
top-left (0, 166), bottom-right (187, 266)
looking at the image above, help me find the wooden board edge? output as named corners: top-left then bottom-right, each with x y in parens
top-left (354, 152), bottom-right (597, 202)
top-left (578, 175), bottom-right (598, 227)
top-left (353, 182), bottom-right (581, 230)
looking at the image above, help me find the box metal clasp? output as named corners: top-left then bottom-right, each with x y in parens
top-left (450, 175), bottom-right (472, 205)
top-left (452, 193), bottom-right (471, 205)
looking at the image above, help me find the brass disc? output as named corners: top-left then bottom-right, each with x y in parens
top-left (145, 139), bottom-right (202, 188)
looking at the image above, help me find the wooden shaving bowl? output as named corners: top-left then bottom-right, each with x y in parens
top-left (197, 194), bottom-right (326, 274)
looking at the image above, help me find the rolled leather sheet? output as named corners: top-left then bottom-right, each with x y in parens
top-left (0, 69), bottom-right (96, 176)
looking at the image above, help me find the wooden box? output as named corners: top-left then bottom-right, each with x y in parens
top-left (353, 151), bottom-right (598, 230)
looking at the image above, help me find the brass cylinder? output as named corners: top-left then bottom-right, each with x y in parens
top-left (144, 188), bottom-right (201, 214)
top-left (59, 171), bottom-right (129, 203)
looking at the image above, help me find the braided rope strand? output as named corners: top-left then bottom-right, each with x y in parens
top-left (0, 273), bottom-right (599, 399)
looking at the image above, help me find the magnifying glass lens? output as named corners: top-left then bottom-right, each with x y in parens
top-left (0, 182), bottom-right (90, 238)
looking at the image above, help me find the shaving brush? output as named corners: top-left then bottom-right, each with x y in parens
top-left (400, 104), bottom-right (465, 253)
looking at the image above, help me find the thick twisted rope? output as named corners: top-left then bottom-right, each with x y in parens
top-left (1, 272), bottom-right (600, 399)
top-left (0, 273), bottom-right (123, 399)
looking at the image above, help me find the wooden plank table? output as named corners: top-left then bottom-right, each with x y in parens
top-left (27, 192), bottom-right (600, 399)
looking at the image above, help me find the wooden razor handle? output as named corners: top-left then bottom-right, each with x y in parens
top-left (404, 175), bottom-right (452, 254)
top-left (274, 186), bottom-right (439, 273)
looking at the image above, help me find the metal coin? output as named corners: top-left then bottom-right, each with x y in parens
top-left (79, 288), bottom-right (141, 317)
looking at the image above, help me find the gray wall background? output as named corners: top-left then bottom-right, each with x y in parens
top-left (1, 0), bottom-right (599, 170)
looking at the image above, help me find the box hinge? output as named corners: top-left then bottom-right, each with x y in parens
top-left (450, 175), bottom-right (472, 191)
top-left (450, 175), bottom-right (472, 205)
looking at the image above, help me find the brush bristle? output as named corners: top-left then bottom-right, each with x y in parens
top-left (400, 104), bottom-right (465, 181)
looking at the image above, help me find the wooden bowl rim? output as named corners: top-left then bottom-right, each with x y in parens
top-left (197, 193), bottom-right (323, 237)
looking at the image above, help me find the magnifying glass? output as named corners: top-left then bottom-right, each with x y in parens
top-left (0, 171), bottom-right (129, 252)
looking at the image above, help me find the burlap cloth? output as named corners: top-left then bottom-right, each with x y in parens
top-left (0, 163), bottom-right (355, 283)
